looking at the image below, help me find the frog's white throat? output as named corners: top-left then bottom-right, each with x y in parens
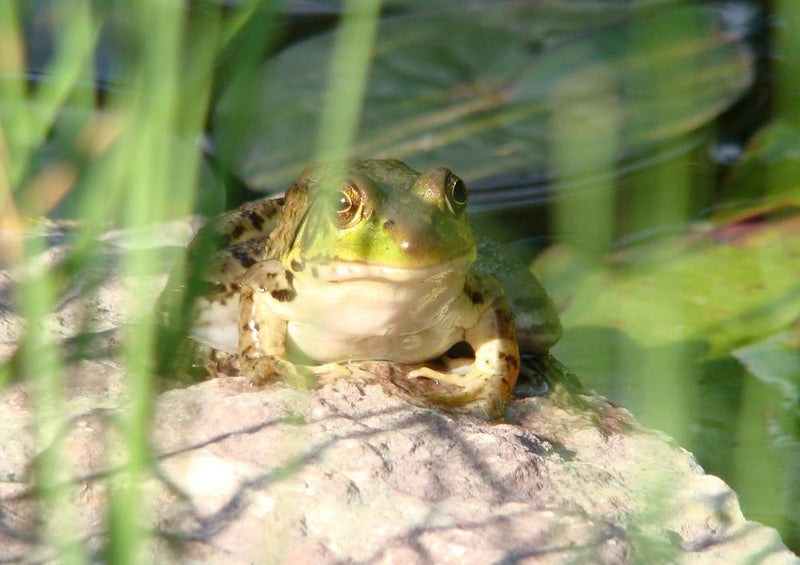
top-left (190, 257), bottom-right (474, 359)
top-left (280, 257), bottom-right (475, 363)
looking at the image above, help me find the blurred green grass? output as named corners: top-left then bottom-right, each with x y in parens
top-left (1, 0), bottom-right (798, 559)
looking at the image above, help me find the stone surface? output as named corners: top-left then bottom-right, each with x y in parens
top-left (0, 366), bottom-right (798, 564)
top-left (0, 221), bottom-right (798, 564)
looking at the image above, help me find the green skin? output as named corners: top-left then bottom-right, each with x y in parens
top-left (175, 159), bottom-right (562, 416)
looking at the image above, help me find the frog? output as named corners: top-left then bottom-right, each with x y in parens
top-left (159, 159), bottom-right (562, 417)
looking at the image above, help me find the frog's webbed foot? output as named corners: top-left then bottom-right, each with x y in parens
top-left (245, 356), bottom-right (356, 390)
top-left (517, 353), bottom-right (588, 409)
top-left (311, 362), bottom-right (354, 384)
top-left (513, 354), bottom-right (551, 398)
top-left (407, 366), bottom-right (508, 417)
top-left (244, 355), bottom-right (313, 389)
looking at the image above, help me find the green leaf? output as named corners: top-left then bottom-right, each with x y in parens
top-left (733, 329), bottom-right (800, 408)
top-left (214, 1), bottom-right (753, 191)
top-left (539, 228), bottom-right (800, 358)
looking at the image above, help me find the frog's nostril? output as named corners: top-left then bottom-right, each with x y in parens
top-left (384, 219), bottom-right (395, 229)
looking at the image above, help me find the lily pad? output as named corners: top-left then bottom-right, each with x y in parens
top-left (538, 218), bottom-right (800, 358)
top-left (214, 1), bottom-right (753, 192)
top-left (733, 328), bottom-right (800, 408)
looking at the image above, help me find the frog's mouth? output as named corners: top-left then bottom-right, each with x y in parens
top-left (308, 256), bottom-right (473, 283)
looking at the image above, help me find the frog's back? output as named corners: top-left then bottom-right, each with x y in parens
top-left (476, 236), bottom-right (561, 354)
top-left (158, 196), bottom-right (285, 355)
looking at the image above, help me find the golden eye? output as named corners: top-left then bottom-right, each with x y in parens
top-left (336, 183), bottom-right (364, 228)
top-left (446, 173), bottom-right (468, 214)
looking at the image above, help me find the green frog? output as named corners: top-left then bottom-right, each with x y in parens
top-left (160, 159), bottom-right (561, 416)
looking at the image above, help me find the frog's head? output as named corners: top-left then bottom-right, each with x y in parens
top-left (281, 159), bottom-right (477, 281)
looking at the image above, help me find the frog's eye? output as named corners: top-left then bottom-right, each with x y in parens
top-left (446, 173), bottom-right (468, 214)
top-left (335, 183), bottom-right (364, 228)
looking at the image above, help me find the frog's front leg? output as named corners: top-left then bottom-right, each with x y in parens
top-left (409, 277), bottom-right (520, 417)
top-left (238, 260), bottom-right (311, 388)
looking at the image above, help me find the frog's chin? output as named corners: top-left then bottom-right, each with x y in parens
top-left (308, 256), bottom-right (473, 283)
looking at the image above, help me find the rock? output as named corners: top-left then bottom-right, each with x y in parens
top-left (0, 365), bottom-right (798, 564)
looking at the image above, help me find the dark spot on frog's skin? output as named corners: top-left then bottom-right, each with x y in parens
top-left (285, 270), bottom-right (294, 285)
top-left (271, 200), bottom-right (285, 215)
top-left (242, 321), bottom-right (260, 332)
top-left (311, 266), bottom-right (319, 278)
top-left (500, 352), bottom-right (519, 371)
top-left (210, 281), bottom-right (240, 301)
top-left (489, 307), bottom-right (516, 342)
top-left (233, 248), bottom-right (256, 268)
top-left (271, 288), bottom-right (296, 302)
top-left (290, 258), bottom-right (305, 272)
top-left (230, 224), bottom-right (245, 241)
top-left (246, 210), bottom-right (265, 232)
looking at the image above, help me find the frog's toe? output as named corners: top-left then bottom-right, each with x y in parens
top-left (407, 367), bottom-right (506, 417)
top-left (309, 361), bottom-right (354, 383)
top-left (247, 357), bottom-right (315, 389)
top-left (409, 366), bottom-right (471, 386)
